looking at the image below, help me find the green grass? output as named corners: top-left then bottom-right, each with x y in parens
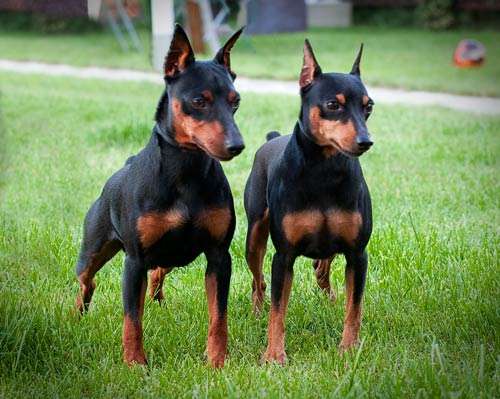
top-left (0, 71), bottom-right (499, 398)
top-left (1, 26), bottom-right (500, 96)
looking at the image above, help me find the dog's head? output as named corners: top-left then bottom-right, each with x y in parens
top-left (157, 24), bottom-right (245, 161)
top-left (299, 40), bottom-right (374, 157)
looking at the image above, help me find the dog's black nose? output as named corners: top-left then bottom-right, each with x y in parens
top-left (357, 137), bottom-right (373, 150)
top-left (227, 144), bottom-right (245, 156)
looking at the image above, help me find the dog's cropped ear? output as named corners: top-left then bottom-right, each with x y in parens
top-left (214, 27), bottom-right (244, 80)
top-left (350, 43), bottom-right (363, 76)
top-left (300, 39), bottom-right (322, 89)
top-left (164, 24), bottom-right (195, 79)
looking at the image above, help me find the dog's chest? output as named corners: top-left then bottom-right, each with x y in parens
top-left (136, 203), bottom-right (232, 250)
top-left (281, 208), bottom-right (362, 247)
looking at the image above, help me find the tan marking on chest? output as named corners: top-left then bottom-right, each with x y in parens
top-left (137, 209), bottom-right (186, 248)
top-left (282, 209), bottom-right (362, 246)
top-left (326, 210), bottom-right (362, 245)
top-left (196, 207), bottom-right (232, 241)
top-left (282, 210), bottom-right (324, 245)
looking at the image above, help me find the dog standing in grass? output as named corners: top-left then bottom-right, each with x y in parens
top-left (244, 40), bottom-right (374, 364)
top-left (75, 25), bottom-right (244, 368)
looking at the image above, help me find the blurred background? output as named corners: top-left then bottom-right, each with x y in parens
top-left (0, 0), bottom-right (498, 95)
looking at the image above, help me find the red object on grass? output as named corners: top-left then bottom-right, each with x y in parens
top-left (453, 39), bottom-right (486, 68)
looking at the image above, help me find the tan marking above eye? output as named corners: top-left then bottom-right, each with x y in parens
top-left (227, 91), bottom-right (238, 102)
top-left (336, 94), bottom-right (346, 105)
top-left (282, 209), bottom-right (362, 246)
top-left (202, 90), bottom-right (214, 102)
top-left (196, 207), bottom-right (232, 241)
top-left (137, 209), bottom-right (186, 248)
top-left (362, 95), bottom-right (369, 106)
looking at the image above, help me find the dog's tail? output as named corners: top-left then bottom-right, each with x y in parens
top-left (125, 155), bottom-right (136, 165)
top-left (266, 131), bottom-right (281, 141)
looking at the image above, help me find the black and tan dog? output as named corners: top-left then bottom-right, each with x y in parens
top-left (75, 25), bottom-right (244, 368)
top-left (244, 40), bottom-right (374, 364)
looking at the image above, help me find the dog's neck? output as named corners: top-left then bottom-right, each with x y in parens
top-left (293, 114), bottom-right (353, 173)
top-left (151, 122), bottom-right (214, 181)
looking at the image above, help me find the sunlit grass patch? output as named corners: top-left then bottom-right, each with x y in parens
top-left (0, 72), bottom-right (498, 398)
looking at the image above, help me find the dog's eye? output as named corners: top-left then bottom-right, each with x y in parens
top-left (231, 98), bottom-right (240, 112)
top-left (191, 97), bottom-right (207, 109)
top-left (365, 101), bottom-right (374, 117)
top-left (326, 100), bottom-right (342, 111)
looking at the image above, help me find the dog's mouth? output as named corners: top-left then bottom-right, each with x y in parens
top-left (212, 153), bottom-right (234, 161)
top-left (330, 139), bottom-right (370, 158)
top-left (327, 139), bottom-right (367, 158)
top-left (193, 139), bottom-right (234, 161)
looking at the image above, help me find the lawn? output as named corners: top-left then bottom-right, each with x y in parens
top-left (1, 26), bottom-right (499, 96)
top-left (0, 71), bottom-right (499, 398)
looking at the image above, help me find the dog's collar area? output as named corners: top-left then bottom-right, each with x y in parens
top-left (297, 118), bottom-right (315, 144)
top-left (297, 118), bottom-right (306, 135)
top-left (154, 123), bottom-right (180, 148)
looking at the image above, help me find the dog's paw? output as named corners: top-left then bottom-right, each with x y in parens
top-left (207, 352), bottom-right (226, 368)
top-left (123, 352), bottom-right (148, 367)
top-left (252, 293), bottom-right (265, 316)
top-left (150, 289), bottom-right (164, 303)
top-left (251, 281), bottom-right (266, 316)
top-left (339, 338), bottom-right (359, 354)
top-left (262, 349), bottom-right (287, 366)
top-left (327, 288), bottom-right (337, 303)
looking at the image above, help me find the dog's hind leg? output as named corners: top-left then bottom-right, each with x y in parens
top-left (245, 209), bottom-right (269, 314)
top-left (244, 160), bottom-right (271, 315)
top-left (75, 199), bottom-right (122, 314)
top-left (149, 267), bottom-right (173, 302)
top-left (312, 256), bottom-right (336, 301)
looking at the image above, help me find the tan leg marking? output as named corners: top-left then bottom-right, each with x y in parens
top-left (247, 209), bottom-right (269, 314)
top-left (313, 256), bottom-right (336, 301)
top-left (340, 268), bottom-right (362, 351)
top-left (196, 207), bottom-right (232, 242)
top-left (264, 273), bottom-right (293, 365)
top-left (136, 209), bottom-right (185, 248)
top-left (205, 274), bottom-right (227, 368)
top-left (149, 267), bottom-right (173, 302)
top-left (123, 278), bottom-right (147, 365)
top-left (76, 240), bottom-right (121, 314)
top-left (326, 210), bottom-right (362, 246)
top-left (282, 210), bottom-right (323, 245)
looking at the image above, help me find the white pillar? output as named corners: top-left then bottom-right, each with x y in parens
top-left (151, 0), bottom-right (175, 71)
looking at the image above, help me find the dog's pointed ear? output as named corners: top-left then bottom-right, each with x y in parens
top-left (214, 27), bottom-right (244, 80)
top-left (350, 43), bottom-right (363, 76)
top-left (164, 24), bottom-right (195, 79)
top-left (300, 39), bottom-right (322, 89)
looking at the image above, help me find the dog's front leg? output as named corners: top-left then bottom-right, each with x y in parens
top-left (339, 250), bottom-right (368, 352)
top-left (205, 247), bottom-right (231, 368)
top-left (263, 251), bottom-right (295, 365)
top-left (122, 256), bottom-right (148, 365)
